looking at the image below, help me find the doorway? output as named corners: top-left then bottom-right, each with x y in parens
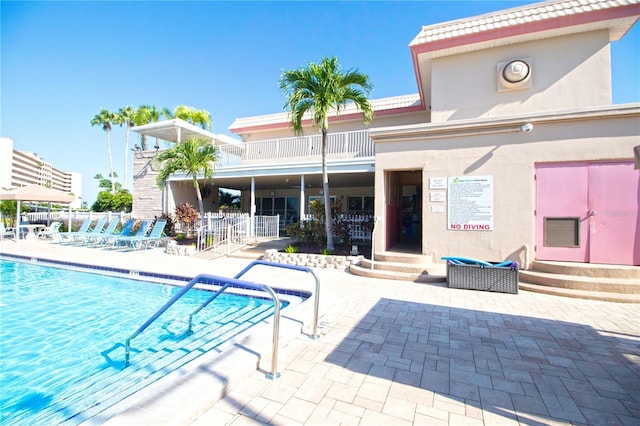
top-left (536, 161), bottom-right (639, 266)
top-left (385, 170), bottom-right (422, 252)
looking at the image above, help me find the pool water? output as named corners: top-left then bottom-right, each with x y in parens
top-left (0, 259), bottom-right (283, 425)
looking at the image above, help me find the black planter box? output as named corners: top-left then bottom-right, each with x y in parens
top-left (446, 262), bottom-right (519, 294)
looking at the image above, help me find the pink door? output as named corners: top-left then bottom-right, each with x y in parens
top-left (588, 162), bottom-right (640, 265)
top-left (536, 162), bottom-right (640, 266)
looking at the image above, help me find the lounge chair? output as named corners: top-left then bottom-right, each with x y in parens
top-left (76, 219), bottom-right (120, 246)
top-left (67, 218), bottom-right (107, 245)
top-left (94, 218), bottom-right (136, 246)
top-left (111, 220), bottom-right (153, 249)
top-left (37, 221), bottom-right (62, 240)
top-left (0, 223), bottom-right (16, 241)
top-left (119, 219), bottom-right (167, 250)
top-left (58, 218), bottom-right (97, 244)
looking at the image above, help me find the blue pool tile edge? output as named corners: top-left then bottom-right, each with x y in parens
top-left (0, 252), bottom-right (312, 300)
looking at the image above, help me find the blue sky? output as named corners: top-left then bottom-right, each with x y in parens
top-left (2, 1), bottom-right (639, 205)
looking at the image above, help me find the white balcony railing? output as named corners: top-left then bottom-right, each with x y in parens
top-left (217, 130), bottom-right (372, 167)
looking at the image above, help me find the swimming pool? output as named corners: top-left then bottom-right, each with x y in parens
top-left (0, 258), bottom-right (294, 425)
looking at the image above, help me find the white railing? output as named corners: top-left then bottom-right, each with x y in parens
top-left (174, 210), bottom-right (245, 236)
top-left (22, 211), bottom-right (132, 225)
top-left (217, 130), bottom-right (372, 167)
top-left (300, 214), bottom-right (373, 242)
top-left (197, 214), bottom-right (280, 256)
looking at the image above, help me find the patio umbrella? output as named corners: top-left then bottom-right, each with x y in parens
top-left (0, 184), bottom-right (75, 240)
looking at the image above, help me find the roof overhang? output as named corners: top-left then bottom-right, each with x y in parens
top-left (0, 184), bottom-right (75, 203)
top-left (409, 0), bottom-right (640, 111)
top-left (132, 118), bottom-right (244, 148)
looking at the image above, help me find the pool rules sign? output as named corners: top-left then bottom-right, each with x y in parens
top-left (447, 176), bottom-right (493, 231)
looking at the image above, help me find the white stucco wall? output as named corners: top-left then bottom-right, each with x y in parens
top-left (430, 30), bottom-right (612, 122)
top-left (372, 106), bottom-right (640, 264)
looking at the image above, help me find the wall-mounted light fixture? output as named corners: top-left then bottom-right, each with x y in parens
top-left (520, 123), bottom-right (533, 132)
top-left (497, 57), bottom-right (532, 92)
top-left (131, 144), bottom-right (143, 158)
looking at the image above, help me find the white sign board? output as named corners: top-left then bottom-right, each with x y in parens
top-left (429, 191), bottom-right (446, 202)
top-left (447, 176), bottom-right (493, 231)
top-left (429, 177), bottom-right (447, 189)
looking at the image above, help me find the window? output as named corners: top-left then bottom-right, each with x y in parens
top-left (348, 196), bottom-right (374, 215)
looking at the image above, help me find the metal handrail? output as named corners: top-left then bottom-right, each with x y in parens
top-left (233, 260), bottom-right (321, 340)
top-left (124, 273), bottom-right (282, 379)
top-left (188, 260), bottom-right (321, 339)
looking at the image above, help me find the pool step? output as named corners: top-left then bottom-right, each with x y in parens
top-left (44, 304), bottom-right (275, 424)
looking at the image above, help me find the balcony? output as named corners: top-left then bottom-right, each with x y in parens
top-left (217, 130), bottom-right (372, 168)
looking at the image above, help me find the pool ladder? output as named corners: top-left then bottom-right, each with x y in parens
top-left (124, 260), bottom-right (321, 380)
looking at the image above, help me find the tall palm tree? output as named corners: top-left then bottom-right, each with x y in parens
top-left (162, 105), bottom-right (212, 131)
top-left (279, 56), bottom-right (373, 250)
top-left (133, 105), bottom-right (160, 150)
top-left (90, 108), bottom-right (117, 194)
top-left (117, 106), bottom-right (135, 189)
top-left (154, 137), bottom-right (219, 227)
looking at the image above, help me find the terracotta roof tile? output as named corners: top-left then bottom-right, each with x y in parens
top-left (229, 94), bottom-right (421, 132)
top-left (410, 0), bottom-right (639, 46)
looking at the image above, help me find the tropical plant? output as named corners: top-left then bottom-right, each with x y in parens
top-left (94, 173), bottom-right (122, 192)
top-left (0, 200), bottom-right (27, 227)
top-left (133, 105), bottom-right (160, 150)
top-left (90, 108), bottom-right (118, 194)
top-left (219, 189), bottom-right (241, 209)
top-left (161, 105), bottom-right (212, 130)
top-left (116, 106), bottom-right (135, 188)
top-left (157, 213), bottom-right (176, 237)
top-left (284, 244), bottom-right (298, 254)
top-left (154, 137), bottom-right (219, 227)
top-left (173, 202), bottom-right (200, 236)
top-left (279, 56), bottom-right (373, 250)
top-left (91, 173), bottom-right (131, 212)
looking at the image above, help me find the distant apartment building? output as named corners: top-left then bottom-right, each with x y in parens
top-left (0, 137), bottom-right (82, 208)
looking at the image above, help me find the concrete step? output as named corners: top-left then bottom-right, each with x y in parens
top-left (358, 258), bottom-right (444, 274)
top-left (349, 263), bottom-right (446, 284)
top-left (373, 251), bottom-right (434, 265)
top-left (519, 261), bottom-right (640, 303)
top-left (519, 270), bottom-right (639, 294)
top-left (519, 282), bottom-right (640, 303)
top-left (530, 260), bottom-right (640, 279)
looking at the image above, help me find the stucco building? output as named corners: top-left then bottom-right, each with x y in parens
top-left (132, 0), bottom-right (640, 267)
top-left (0, 137), bottom-right (82, 208)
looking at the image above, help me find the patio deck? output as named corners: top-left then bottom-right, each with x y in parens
top-left (1, 239), bottom-right (638, 425)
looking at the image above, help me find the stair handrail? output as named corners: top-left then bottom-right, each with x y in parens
top-left (124, 273), bottom-right (282, 373)
top-left (188, 260), bottom-right (321, 340)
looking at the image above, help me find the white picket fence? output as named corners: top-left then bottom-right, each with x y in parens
top-left (196, 214), bottom-right (280, 256)
top-left (300, 214), bottom-right (373, 241)
top-left (22, 211), bottom-right (132, 225)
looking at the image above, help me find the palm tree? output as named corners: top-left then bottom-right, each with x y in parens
top-left (162, 105), bottom-right (212, 131)
top-left (154, 137), bottom-right (219, 227)
top-left (279, 56), bottom-right (373, 250)
top-left (133, 105), bottom-right (160, 150)
top-left (90, 108), bottom-right (117, 194)
top-left (117, 106), bottom-right (135, 189)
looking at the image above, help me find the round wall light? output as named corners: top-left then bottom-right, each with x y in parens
top-left (497, 57), bottom-right (532, 91)
top-left (503, 60), bottom-right (530, 83)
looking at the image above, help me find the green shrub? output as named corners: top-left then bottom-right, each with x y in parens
top-left (284, 244), bottom-right (298, 253)
top-left (321, 248), bottom-right (334, 256)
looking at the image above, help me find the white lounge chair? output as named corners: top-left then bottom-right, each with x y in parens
top-left (37, 221), bottom-right (62, 240)
top-left (0, 223), bottom-right (16, 241)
